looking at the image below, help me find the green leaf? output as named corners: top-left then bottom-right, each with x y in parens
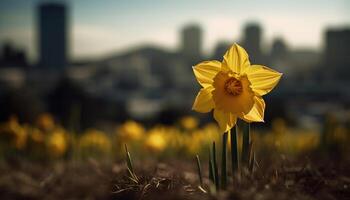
top-left (125, 144), bottom-right (138, 183)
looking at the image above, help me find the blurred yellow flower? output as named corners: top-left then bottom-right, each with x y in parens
top-left (79, 129), bottom-right (112, 156)
top-left (117, 120), bottom-right (145, 141)
top-left (0, 116), bottom-right (27, 150)
top-left (145, 130), bottom-right (166, 152)
top-left (46, 129), bottom-right (68, 158)
top-left (192, 44), bottom-right (282, 132)
top-left (36, 113), bottom-right (55, 132)
top-left (179, 116), bottom-right (199, 130)
top-left (13, 126), bottom-right (27, 150)
top-left (29, 128), bottom-right (45, 144)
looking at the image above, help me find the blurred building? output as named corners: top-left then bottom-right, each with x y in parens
top-left (180, 24), bottom-right (202, 62)
top-left (323, 28), bottom-right (350, 80)
top-left (270, 38), bottom-right (288, 61)
top-left (0, 43), bottom-right (28, 68)
top-left (38, 2), bottom-right (68, 69)
top-left (242, 23), bottom-right (263, 63)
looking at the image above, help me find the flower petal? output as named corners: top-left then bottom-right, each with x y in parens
top-left (243, 65), bottom-right (282, 96)
top-left (240, 96), bottom-right (265, 122)
top-left (192, 86), bottom-right (215, 113)
top-left (213, 109), bottom-right (237, 133)
top-left (212, 72), bottom-right (255, 114)
top-left (193, 60), bottom-right (221, 88)
top-left (222, 44), bottom-right (250, 74)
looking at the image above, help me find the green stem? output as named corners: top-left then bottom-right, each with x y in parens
top-left (242, 122), bottom-right (250, 166)
top-left (230, 126), bottom-right (239, 176)
top-left (221, 132), bottom-right (228, 189)
top-left (212, 142), bottom-right (219, 190)
top-left (248, 141), bottom-right (253, 166)
top-left (209, 148), bottom-right (215, 184)
top-left (249, 151), bottom-right (255, 173)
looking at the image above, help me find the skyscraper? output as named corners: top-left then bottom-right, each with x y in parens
top-left (242, 23), bottom-right (263, 63)
top-left (38, 3), bottom-right (68, 69)
top-left (270, 38), bottom-right (288, 61)
top-left (181, 24), bottom-right (202, 61)
top-left (324, 28), bottom-right (350, 66)
top-left (323, 28), bottom-right (350, 79)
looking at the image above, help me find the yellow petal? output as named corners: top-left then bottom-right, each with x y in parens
top-left (192, 86), bottom-right (215, 113)
top-left (193, 60), bottom-right (221, 88)
top-left (222, 44), bottom-right (250, 74)
top-left (243, 65), bottom-right (282, 96)
top-left (213, 109), bottom-right (237, 133)
top-left (240, 96), bottom-right (265, 122)
top-left (212, 72), bottom-right (255, 114)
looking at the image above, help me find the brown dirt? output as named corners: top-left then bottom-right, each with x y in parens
top-left (0, 154), bottom-right (349, 200)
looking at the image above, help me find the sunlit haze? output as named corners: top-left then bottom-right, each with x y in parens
top-left (0, 0), bottom-right (349, 62)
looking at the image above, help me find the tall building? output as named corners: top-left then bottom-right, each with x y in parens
top-left (0, 43), bottom-right (28, 68)
top-left (323, 28), bottom-right (350, 80)
top-left (38, 3), bottom-right (68, 69)
top-left (324, 28), bottom-right (350, 66)
top-left (242, 23), bottom-right (263, 63)
top-left (181, 24), bottom-right (202, 61)
top-left (270, 38), bottom-right (288, 61)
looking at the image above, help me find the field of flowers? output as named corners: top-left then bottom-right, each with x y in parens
top-left (0, 113), bottom-right (349, 199)
top-left (2, 113), bottom-right (348, 162)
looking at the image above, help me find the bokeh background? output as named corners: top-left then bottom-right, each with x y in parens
top-left (0, 0), bottom-right (350, 170)
top-left (1, 0), bottom-right (350, 199)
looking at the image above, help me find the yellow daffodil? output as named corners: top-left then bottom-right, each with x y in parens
top-left (192, 44), bottom-right (282, 132)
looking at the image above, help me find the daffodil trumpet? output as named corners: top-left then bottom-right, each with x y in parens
top-left (192, 43), bottom-right (282, 188)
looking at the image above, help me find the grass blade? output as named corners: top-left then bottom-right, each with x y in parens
top-left (125, 144), bottom-right (138, 182)
top-left (221, 132), bottom-right (228, 189)
top-left (125, 144), bottom-right (134, 172)
top-left (195, 155), bottom-right (203, 187)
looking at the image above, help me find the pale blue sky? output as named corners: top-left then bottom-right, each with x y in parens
top-left (0, 0), bottom-right (349, 62)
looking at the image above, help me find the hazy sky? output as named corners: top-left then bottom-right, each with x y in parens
top-left (0, 0), bottom-right (349, 62)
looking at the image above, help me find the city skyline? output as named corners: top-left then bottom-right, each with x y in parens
top-left (0, 0), bottom-right (349, 63)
